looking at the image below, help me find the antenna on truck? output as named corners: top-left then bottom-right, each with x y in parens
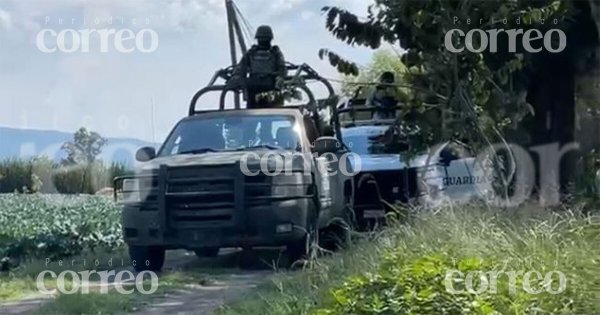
top-left (225, 0), bottom-right (250, 109)
top-left (150, 98), bottom-right (157, 147)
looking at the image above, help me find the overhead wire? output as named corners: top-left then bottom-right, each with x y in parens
top-left (232, 1), bottom-right (255, 43)
top-left (321, 76), bottom-right (449, 101)
top-left (228, 1), bottom-right (447, 102)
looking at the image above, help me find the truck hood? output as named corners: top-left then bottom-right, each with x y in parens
top-left (350, 153), bottom-right (441, 172)
top-left (139, 151), bottom-right (307, 171)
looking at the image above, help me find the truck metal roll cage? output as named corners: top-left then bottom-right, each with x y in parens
top-left (188, 62), bottom-right (337, 134)
top-left (188, 62), bottom-right (335, 115)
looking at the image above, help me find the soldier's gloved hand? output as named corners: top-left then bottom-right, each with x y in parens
top-left (275, 76), bottom-right (285, 90)
top-left (227, 77), bottom-right (242, 89)
top-left (372, 100), bottom-right (384, 108)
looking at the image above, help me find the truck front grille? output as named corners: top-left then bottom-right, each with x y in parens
top-left (244, 173), bottom-right (272, 206)
top-left (164, 167), bottom-right (237, 226)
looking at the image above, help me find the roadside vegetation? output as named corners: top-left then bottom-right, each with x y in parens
top-left (222, 204), bottom-right (600, 315)
top-left (0, 248), bottom-right (128, 301)
top-left (0, 127), bottom-right (130, 195)
top-left (0, 194), bottom-right (125, 303)
top-left (30, 270), bottom-right (211, 315)
top-left (1, 247), bottom-right (212, 314)
top-left (0, 194), bottom-right (123, 272)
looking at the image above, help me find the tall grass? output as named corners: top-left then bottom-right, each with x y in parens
top-left (222, 204), bottom-right (600, 315)
top-left (0, 158), bottom-right (130, 194)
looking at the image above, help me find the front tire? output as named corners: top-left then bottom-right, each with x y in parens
top-left (287, 227), bottom-right (318, 265)
top-left (129, 245), bottom-right (165, 272)
top-left (287, 236), bottom-right (309, 263)
top-left (321, 218), bottom-right (352, 252)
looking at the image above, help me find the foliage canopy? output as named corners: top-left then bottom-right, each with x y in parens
top-left (321, 0), bottom-right (578, 151)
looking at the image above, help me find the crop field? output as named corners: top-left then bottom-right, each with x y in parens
top-left (0, 194), bottom-right (122, 270)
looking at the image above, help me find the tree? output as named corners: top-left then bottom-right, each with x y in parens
top-left (320, 0), bottom-right (599, 192)
top-left (61, 127), bottom-right (107, 165)
top-left (341, 49), bottom-right (410, 98)
top-left (321, 1), bottom-right (571, 146)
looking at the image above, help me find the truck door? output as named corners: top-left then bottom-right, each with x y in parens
top-left (440, 143), bottom-right (482, 203)
top-left (333, 147), bottom-right (353, 214)
top-left (313, 155), bottom-right (334, 227)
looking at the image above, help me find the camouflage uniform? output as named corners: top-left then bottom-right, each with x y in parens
top-left (366, 72), bottom-right (400, 119)
top-left (230, 25), bottom-right (287, 109)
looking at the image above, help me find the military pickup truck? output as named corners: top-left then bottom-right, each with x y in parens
top-left (115, 64), bottom-right (354, 271)
top-left (334, 99), bottom-right (491, 227)
top-left (334, 101), bottom-right (438, 228)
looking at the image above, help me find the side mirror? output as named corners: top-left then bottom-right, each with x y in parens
top-left (136, 147), bottom-right (156, 162)
top-left (439, 148), bottom-right (458, 167)
top-left (314, 137), bottom-right (342, 155)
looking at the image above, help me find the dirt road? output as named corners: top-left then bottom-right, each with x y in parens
top-left (1, 249), bottom-right (286, 315)
top-left (135, 248), bottom-right (283, 315)
top-left (137, 271), bottom-right (268, 315)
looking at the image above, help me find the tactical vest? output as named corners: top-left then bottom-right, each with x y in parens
top-left (374, 86), bottom-right (399, 107)
top-left (249, 46), bottom-right (279, 77)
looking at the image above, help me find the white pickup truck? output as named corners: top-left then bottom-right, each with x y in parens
top-left (334, 101), bottom-right (492, 227)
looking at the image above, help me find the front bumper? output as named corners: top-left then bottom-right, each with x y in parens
top-left (122, 198), bottom-right (312, 248)
top-left (118, 164), bottom-right (314, 249)
top-left (355, 165), bottom-right (445, 205)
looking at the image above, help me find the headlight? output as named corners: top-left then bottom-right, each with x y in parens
top-left (272, 173), bottom-right (311, 197)
top-left (122, 178), bottom-right (140, 191)
top-left (117, 179), bottom-right (141, 204)
top-left (272, 172), bottom-right (307, 185)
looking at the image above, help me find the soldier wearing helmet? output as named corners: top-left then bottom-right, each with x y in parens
top-left (366, 71), bottom-right (401, 119)
top-left (229, 25), bottom-right (287, 109)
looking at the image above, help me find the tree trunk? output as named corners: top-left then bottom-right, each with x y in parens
top-left (526, 0), bottom-right (600, 198)
top-left (526, 52), bottom-right (576, 197)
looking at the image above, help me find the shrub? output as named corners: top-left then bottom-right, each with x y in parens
top-left (0, 194), bottom-right (122, 270)
top-left (314, 208), bottom-right (599, 315)
top-left (0, 159), bottom-right (130, 194)
top-left (0, 159), bottom-right (35, 193)
top-left (222, 205), bottom-right (600, 315)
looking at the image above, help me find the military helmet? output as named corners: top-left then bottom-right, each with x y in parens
top-left (255, 25), bottom-right (274, 40)
top-left (380, 71), bottom-right (395, 83)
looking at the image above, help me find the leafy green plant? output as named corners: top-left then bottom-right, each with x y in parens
top-left (0, 194), bottom-right (123, 270)
top-left (320, 0), bottom-right (581, 152)
top-left (222, 206), bottom-right (600, 315)
top-left (0, 158), bottom-right (130, 194)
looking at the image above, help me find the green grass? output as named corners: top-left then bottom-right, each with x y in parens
top-left (221, 204), bottom-right (600, 315)
top-left (2, 247), bottom-right (213, 314)
top-left (0, 242), bottom-right (214, 314)
top-left (31, 291), bottom-right (136, 315)
top-left (0, 248), bottom-right (129, 302)
top-left (31, 270), bottom-right (211, 315)
top-left (0, 277), bottom-right (39, 300)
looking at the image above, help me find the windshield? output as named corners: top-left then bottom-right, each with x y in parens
top-left (342, 127), bottom-right (399, 155)
top-left (159, 115), bottom-right (300, 157)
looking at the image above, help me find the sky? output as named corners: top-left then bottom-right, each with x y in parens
top-left (0, 0), bottom-right (375, 143)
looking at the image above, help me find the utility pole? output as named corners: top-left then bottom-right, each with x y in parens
top-left (150, 98), bottom-right (157, 146)
top-left (225, 0), bottom-right (249, 109)
top-left (226, 0), bottom-right (239, 109)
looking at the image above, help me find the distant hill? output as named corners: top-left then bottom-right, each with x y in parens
top-left (0, 127), bottom-right (156, 165)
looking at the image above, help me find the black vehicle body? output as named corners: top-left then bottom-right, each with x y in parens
top-left (119, 109), bottom-right (351, 246)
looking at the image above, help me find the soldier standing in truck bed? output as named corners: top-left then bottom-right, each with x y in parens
top-left (229, 25), bottom-right (287, 109)
top-left (366, 71), bottom-right (401, 120)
